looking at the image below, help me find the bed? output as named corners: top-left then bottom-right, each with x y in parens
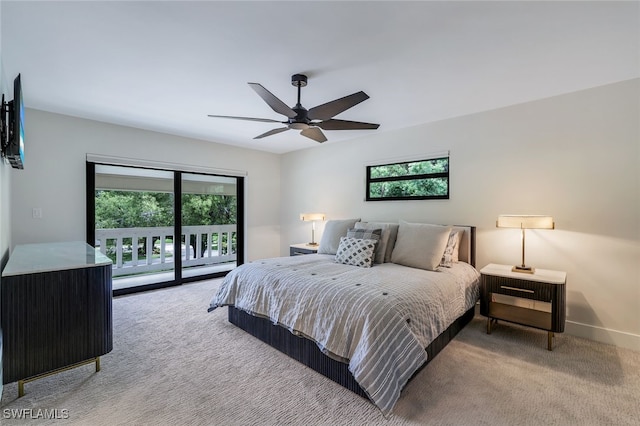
top-left (209, 220), bottom-right (479, 416)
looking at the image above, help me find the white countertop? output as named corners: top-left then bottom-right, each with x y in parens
top-left (480, 263), bottom-right (566, 284)
top-left (290, 243), bottom-right (319, 250)
top-left (2, 241), bottom-right (112, 277)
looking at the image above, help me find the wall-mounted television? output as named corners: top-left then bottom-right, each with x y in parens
top-left (1, 74), bottom-right (25, 169)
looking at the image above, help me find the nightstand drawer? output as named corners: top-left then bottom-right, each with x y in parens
top-left (289, 244), bottom-right (318, 256)
top-left (489, 302), bottom-right (552, 331)
top-left (484, 275), bottom-right (554, 302)
top-left (491, 293), bottom-right (552, 312)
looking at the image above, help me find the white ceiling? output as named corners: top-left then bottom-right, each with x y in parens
top-left (1, 1), bottom-right (638, 154)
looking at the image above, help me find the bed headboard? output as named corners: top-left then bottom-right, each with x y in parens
top-left (356, 221), bottom-right (476, 268)
top-left (452, 225), bottom-right (476, 267)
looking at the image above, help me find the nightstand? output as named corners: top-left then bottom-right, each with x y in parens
top-left (480, 263), bottom-right (566, 351)
top-left (289, 243), bottom-right (319, 256)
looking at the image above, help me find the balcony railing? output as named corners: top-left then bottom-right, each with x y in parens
top-left (95, 225), bottom-right (236, 277)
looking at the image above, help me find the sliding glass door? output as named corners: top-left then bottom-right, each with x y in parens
top-left (181, 173), bottom-right (238, 280)
top-left (87, 162), bottom-right (243, 295)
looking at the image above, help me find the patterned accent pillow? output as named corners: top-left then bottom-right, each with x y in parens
top-left (451, 228), bottom-right (464, 262)
top-left (347, 227), bottom-right (382, 264)
top-left (334, 237), bottom-right (378, 268)
top-left (438, 231), bottom-right (458, 268)
top-left (439, 230), bottom-right (461, 268)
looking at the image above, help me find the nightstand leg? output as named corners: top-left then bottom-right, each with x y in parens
top-left (487, 317), bottom-right (492, 334)
top-left (548, 332), bottom-right (554, 351)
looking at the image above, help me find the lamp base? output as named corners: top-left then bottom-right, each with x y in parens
top-left (306, 242), bottom-right (319, 247)
top-left (512, 265), bottom-right (535, 274)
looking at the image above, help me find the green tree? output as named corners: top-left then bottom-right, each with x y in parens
top-left (95, 191), bottom-right (173, 228)
top-left (181, 194), bottom-right (236, 226)
top-left (182, 194), bottom-right (237, 255)
top-left (368, 158), bottom-right (449, 199)
top-left (95, 190), bottom-right (237, 260)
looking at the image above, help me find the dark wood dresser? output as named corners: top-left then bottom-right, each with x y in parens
top-left (1, 241), bottom-right (113, 395)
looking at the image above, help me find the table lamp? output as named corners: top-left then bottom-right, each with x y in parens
top-left (300, 213), bottom-right (325, 246)
top-left (496, 215), bottom-right (554, 274)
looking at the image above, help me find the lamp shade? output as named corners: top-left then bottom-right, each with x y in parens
top-left (496, 215), bottom-right (554, 229)
top-left (300, 213), bottom-right (325, 222)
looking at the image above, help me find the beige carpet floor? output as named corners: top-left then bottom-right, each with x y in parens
top-left (1, 278), bottom-right (639, 425)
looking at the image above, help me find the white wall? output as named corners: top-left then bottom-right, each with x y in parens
top-left (10, 109), bottom-right (282, 261)
top-left (281, 79), bottom-right (640, 350)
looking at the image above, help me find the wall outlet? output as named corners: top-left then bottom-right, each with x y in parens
top-left (32, 208), bottom-right (43, 219)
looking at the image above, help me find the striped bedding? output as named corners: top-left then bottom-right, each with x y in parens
top-left (208, 253), bottom-right (480, 415)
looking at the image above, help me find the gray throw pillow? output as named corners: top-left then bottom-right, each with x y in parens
top-left (356, 222), bottom-right (400, 263)
top-left (354, 222), bottom-right (389, 264)
top-left (317, 218), bottom-right (361, 255)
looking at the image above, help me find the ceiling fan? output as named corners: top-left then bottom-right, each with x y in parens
top-left (208, 74), bottom-right (379, 143)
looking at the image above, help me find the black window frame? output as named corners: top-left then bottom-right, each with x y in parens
top-left (366, 156), bottom-right (450, 201)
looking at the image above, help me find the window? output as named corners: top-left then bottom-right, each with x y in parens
top-left (366, 156), bottom-right (449, 201)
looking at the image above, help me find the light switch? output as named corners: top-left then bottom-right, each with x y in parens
top-left (32, 208), bottom-right (43, 219)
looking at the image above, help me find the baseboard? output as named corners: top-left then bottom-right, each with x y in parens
top-left (565, 320), bottom-right (640, 352)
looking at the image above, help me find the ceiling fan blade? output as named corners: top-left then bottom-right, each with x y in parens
top-left (207, 114), bottom-right (284, 123)
top-left (300, 127), bottom-right (327, 143)
top-left (248, 83), bottom-right (297, 118)
top-left (315, 119), bottom-right (380, 130)
top-left (254, 127), bottom-right (290, 139)
top-left (307, 91), bottom-right (370, 120)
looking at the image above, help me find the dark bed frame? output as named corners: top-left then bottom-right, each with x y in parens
top-left (227, 226), bottom-right (476, 400)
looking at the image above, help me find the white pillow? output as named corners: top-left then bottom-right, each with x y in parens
top-left (334, 237), bottom-right (377, 268)
top-left (317, 218), bottom-right (361, 255)
top-left (391, 221), bottom-right (452, 271)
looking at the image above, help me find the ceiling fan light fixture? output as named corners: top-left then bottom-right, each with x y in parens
top-left (289, 122), bottom-right (309, 130)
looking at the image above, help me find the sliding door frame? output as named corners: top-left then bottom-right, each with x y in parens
top-left (86, 161), bottom-right (244, 296)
